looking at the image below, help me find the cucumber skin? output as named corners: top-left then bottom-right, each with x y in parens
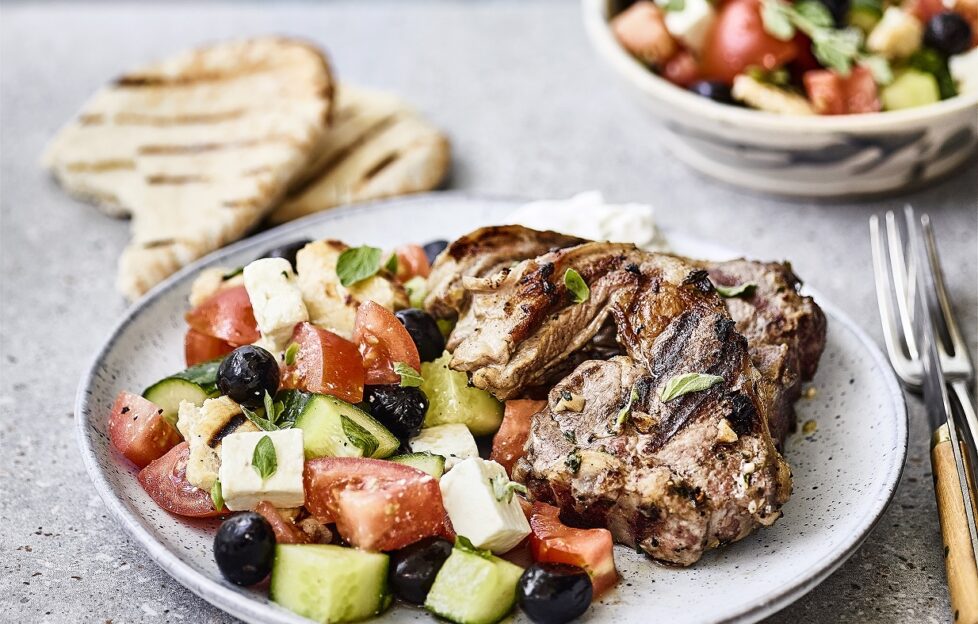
top-left (424, 548), bottom-right (523, 624)
top-left (270, 544), bottom-right (391, 624)
top-left (293, 395), bottom-right (372, 459)
top-left (142, 378), bottom-right (210, 427)
top-left (287, 391), bottom-right (399, 459)
top-left (390, 452), bottom-right (446, 478)
top-left (420, 352), bottom-right (503, 437)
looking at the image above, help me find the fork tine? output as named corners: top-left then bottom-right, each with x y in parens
top-left (887, 209), bottom-right (920, 361)
top-left (870, 214), bottom-right (920, 388)
top-left (921, 213), bottom-right (972, 369)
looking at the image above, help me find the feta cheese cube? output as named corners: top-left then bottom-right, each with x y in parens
top-left (243, 257), bottom-right (308, 350)
top-left (439, 458), bottom-right (531, 554)
top-left (664, 0), bottom-right (716, 54)
top-left (867, 7), bottom-right (923, 59)
top-left (219, 429), bottom-right (305, 511)
top-left (950, 47), bottom-right (978, 94)
top-left (409, 424), bottom-right (478, 470)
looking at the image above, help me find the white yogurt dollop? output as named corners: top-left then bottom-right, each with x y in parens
top-left (506, 191), bottom-right (669, 251)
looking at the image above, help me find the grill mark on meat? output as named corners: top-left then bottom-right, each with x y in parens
top-left (727, 393), bottom-right (759, 436)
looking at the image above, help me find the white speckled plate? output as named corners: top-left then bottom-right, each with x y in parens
top-left (76, 194), bottom-right (907, 624)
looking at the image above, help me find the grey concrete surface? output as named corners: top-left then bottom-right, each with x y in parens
top-left (1, 1), bottom-right (976, 622)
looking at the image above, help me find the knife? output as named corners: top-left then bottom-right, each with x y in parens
top-left (908, 210), bottom-right (978, 620)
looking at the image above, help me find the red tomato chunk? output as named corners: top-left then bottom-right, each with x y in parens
top-left (803, 67), bottom-right (880, 115)
top-left (137, 442), bottom-right (225, 518)
top-left (394, 244), bottom-right (432, 281)
top-left (185, 285), bottom-right (259, 346)
top-left (108, 391), bottom-right (181, 468)
top-left (353, 301), bottom-right (421, 386)
top-left (304, 457), bottom-right (452, 551)
top-left (282, 322), bottom-right (365, 404)
top-left (184, 328), bottom-right (234, 367)
top-left (529, 502), bottom-right (618, 596)
top-left (490, 399), bottom-right (547, 476)
top-left (701, 0), bottom-right (798, 84)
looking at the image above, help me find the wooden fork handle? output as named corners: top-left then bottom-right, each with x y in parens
top-left (932, 424), bottom-right (978, 624)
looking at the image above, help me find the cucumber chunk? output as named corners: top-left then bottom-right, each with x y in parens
top-left (881, 70), bottom-right (940, 110)
top-left (390, 452), bottom-right (446, 478)
top-left (143, 378), bottom-right (210, 427)
top-left (424, 541), bottom-right (524, 624)
top-left (284, 390), bottom-right (399, 459)
top-left (420, 352), bottom-right (503, 436)
top-left (404, 275), bottom-right (428, 309)
top-left (270, 544), bottom-right (391, 623)
top-left (848, 0), bottom-right (882, 32)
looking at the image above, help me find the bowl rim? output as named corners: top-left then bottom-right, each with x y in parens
top-left (582, 0), bottom-right (978, 132)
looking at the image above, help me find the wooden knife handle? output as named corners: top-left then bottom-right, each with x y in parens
top-left (932, 424), bottom-right (978, 624)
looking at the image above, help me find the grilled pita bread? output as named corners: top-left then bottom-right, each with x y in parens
top-left (269, 85), bottom-right (449, 224)
top-left (42, 38), bottom-right (334, 299)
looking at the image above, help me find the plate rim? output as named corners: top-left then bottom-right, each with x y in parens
top-left (74, 191), bottom-right (909, 624)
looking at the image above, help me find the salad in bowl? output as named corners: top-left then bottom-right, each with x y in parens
top-left (610, 0), bottom-right (976, 114)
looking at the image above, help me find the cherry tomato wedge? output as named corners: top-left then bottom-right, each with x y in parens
top-left (353, 301), bottom-right (421, 386)
top-left (184, 328), bottom-right (235, 367)
top-left (663, 51), bottom-right (701, 88)
top-left (281, 322), bottom-right (365, 403)
top-left (529, 502), bottom-right (618, 596)
top-left (701, 0), bottom-right (798, 84)
top-left (108, 391), bottom-right (182, 468)
top-left (255, 501), bottom-right (311, 544)
top-left (394, 244), bottom-right (432, 281)
top-left (185, 285), bottom-right (259, 346)
top-left (490, 400), bottom-right (547, 476)
top-left (304, 457), bottom-right (452, 551)
top-left (137, 442), bottom-right (225, 517)
top-left (803, 67), bottom-right (880, 115)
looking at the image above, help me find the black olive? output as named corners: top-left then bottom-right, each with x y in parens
top-left (689, 80), bottom-right (736, 105)
top-left (217, 345), bottom-right (280, 409)
top-left (924, 12), bottom-right (973, 56)
top-left (395, 308), bottom-right (445, 362)
top-left (422, 239), bottom-right (449, 265)
top-left (815, 0), bottom-right (849, 26)
top-left (261, 238), bottom-right (313, 268)
top-left (363, 385), bottom-right (429, 440)
top-left (517, 563), bottom-right (593, 624)
top-left (389, 537), bottom-right (453, 604)
top-left (213, 512), bottom-right (276, 586)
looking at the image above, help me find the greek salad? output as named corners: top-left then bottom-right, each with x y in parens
top-left (611, 0), bottom-right (977, 114)
top-left (106, 237), bottom-right (618, 624)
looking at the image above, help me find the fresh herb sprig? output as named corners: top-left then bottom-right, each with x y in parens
top-left (394, 362), bottom-right (424, 388)
top-left (760, 0), bottom-right (892, 83)
top-left (241, 391), bottom-right (289, 431)
top-left (252, 435), bottom-right (278, 480)
top-left (336, 245), bottom-right (383, 287)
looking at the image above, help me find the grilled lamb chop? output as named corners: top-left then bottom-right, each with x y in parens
top-left (513, 310), bottom-right (792, 566)
top-left (446, 242), bottom-right (726, 400)
top-left (423, 226), bottom-right (827, 566)
top-left (424, 225), bottom-right (585, 320)
top-left (426, 225), bottom-right (826, 445)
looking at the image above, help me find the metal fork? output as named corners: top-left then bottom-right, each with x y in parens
top-left (871, 206), bottom-right (978, 619)
top-left (870, 208), bottom-right (978, 458)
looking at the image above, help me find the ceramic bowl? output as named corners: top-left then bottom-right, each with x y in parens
top-left (582, 0), bottom-right (978, 197)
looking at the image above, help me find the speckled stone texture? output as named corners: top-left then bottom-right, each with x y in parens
top-left (1, 1), bottom-right (975, 623)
